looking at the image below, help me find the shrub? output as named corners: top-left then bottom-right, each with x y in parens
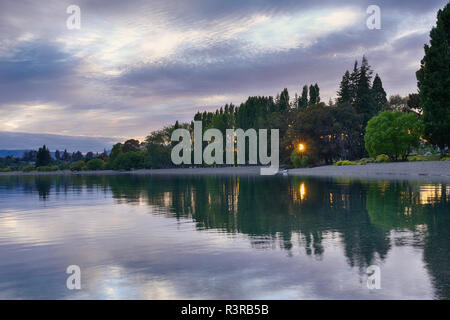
top-left (58, 163), bottom-right (70, 170)
top-left (375, 154), bottom-right (390, 163)
top-left (357, 158), bottom-right (375, 165)
top-left (409, 154), bottom-right (441, 162)
top-left (86, 159), bottom-right (105, 170)
top-left (37, 165), bottom-right (59, 172)
top-left (441, 156), bottom-right (450, 161)
top-left (365, 111), bottom-right (423, 161)
top-left (70, 160), bottom-right (86, 171)
top-left (0, 168), bottom-right (12, 172)
top-left (22, 165), bottom-right (36, 172)
top-left (335, 160), bottom-right (356, 166)
top-left (290, 150), bottom-right (309, 168)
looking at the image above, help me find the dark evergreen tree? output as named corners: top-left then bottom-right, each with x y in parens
top-left (416, 3), bottom-right (450, 151)
top-left (55, 150), bottom-right (61, 161)
top-left (349, 61), bottom-right (360, 105)
top-left (371, 73), bottom-right (387, 115)
top-left (337, 70), bottom-right (351, 104)
top-left (355, 56), bottom-right (374, 125)
top-left (36, 145), bottom-right (51, 167)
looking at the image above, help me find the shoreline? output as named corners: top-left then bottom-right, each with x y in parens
top-left (288, 161), bottom-right (450, 182)
top-left (1, 161), bottom-right (449, 182)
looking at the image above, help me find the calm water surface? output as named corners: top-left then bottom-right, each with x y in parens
top-left (0, 175), bottom-right (449, 299)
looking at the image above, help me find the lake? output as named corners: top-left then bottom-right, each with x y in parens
top-left (0, 174), bottom-right (448, 299)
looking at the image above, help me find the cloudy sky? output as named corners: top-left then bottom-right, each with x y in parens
top-left (0, 0), bottom-right (447, 150)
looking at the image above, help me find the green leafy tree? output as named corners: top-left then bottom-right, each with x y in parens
top-left (109, 143), bottom-right (123, 162)
top-left (122, 139), bottom-right (141, 153)
top-left (86, 159), bottom-right (105, 170)
top-left (146, 144), bottom-right (171, 168)
top-left (290, 149), bottom-right (309, 168)
top-left (36, 145), bottom-right (51, 167)
top-left (111, 151), bottom-right (147, 170)
top-left (416, 3), bottom-right (450, 151)
top-left (365, 111), bottom-right (423, 161)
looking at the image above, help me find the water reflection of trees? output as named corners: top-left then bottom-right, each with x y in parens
top-left (0, 174), bottom-right (448, 298)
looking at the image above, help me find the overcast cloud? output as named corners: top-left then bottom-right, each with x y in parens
top-left (0, 0), bottom-right (447, 149)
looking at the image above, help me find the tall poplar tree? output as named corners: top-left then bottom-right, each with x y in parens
top-left (314, 83), bottom-right (320, 103)
top-left (298, 85), bottom-right (308, 110)
top-left (279, 88), bottom-right (290, 112)
top-left (309, 84), bottom-right (317, 105)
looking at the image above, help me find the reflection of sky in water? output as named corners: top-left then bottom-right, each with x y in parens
top-left (0, 176), bottom-right (448, 299)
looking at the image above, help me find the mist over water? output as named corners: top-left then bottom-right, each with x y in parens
top-left (0, 175), bottom-right (448, 299)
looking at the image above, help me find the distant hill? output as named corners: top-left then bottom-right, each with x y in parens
top-left (0, 150), bottom-right (30, 158)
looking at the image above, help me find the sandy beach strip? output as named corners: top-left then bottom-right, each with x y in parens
top-left (288, 161), bottom-right (450, 182)
top-left (0, 162), bottom-right (449, 181)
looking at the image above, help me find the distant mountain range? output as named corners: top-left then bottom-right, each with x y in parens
top-left (0, 131), bottom-right (123, 154)
top-left (0, 149), bottom-right (110, 159)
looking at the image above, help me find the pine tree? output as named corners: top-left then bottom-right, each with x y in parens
top-left (355, 56), bottom-right (374, 125)
top-left (337, 70), bottom-right (351, 103)
top-left (416, 3), bottom-right (450, 150)
top-left (349, 61), bottom-right (360, 105)
top-left (371, 73), bottom-right (387, 115)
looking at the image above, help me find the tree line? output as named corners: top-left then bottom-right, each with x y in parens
top-left (1, 3), bottom-right (448, 172)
